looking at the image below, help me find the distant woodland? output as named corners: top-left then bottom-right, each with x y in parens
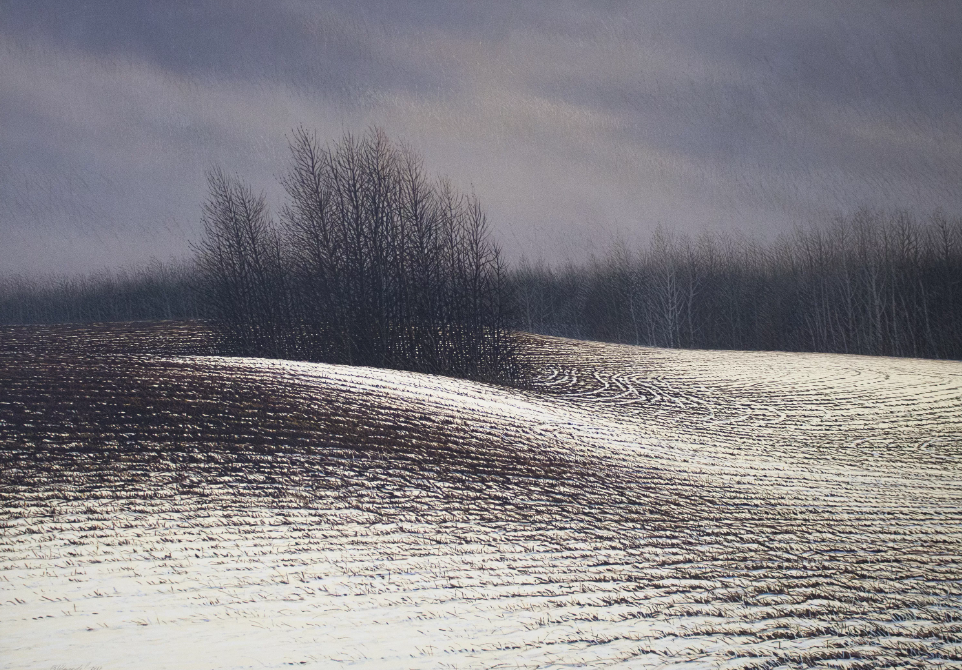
top-left (2, 134), bottom-right (961, 365)
top-left (0, 260), bottom-right (202, 326)
top-left (512, 209), bottom-right (962, 360)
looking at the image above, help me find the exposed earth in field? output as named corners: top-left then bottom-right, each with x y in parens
top-left (2, 322), bottom-right (961, 669)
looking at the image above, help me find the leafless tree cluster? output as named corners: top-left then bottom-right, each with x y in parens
top-left (511, 209), bottom-right (962, 359)
top-left (193, 168), bottom-right (290, 358)
top-left (0, 260), bottom-right (200, 325)
top-left (194, 128), bottom-right (523, 384)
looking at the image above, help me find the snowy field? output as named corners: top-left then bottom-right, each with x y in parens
top-left (1, 322), bottom-right (961, 669)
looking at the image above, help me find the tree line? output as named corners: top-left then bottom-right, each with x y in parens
top-left (0, 260), bottom-right (201, 326)
top-left (192, 127), bottom-right (524, 384)
top-left (509, 209), bottom-right (962, 359)
top-left (3, 130), bottom-right (961, 365)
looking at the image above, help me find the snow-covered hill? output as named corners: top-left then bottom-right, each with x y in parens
top-left (2, 323), bottom-right (961, 669)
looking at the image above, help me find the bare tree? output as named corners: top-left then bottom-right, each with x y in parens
top-left (191, 127), bottom-right (527, 384)
top-left (193, 168), bottom-right (290, 358)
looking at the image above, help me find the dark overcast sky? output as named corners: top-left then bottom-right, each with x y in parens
top-left (2, 1), bottom-right (961, 275)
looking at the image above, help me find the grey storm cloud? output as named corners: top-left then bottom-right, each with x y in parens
top-left (2, 0), bottom-right (961, 275)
